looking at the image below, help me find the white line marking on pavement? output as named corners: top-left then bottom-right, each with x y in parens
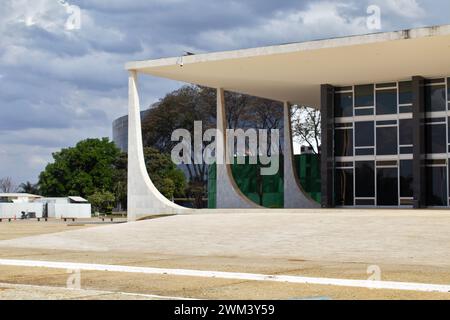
top-left (0, 282), bottom-right (195, 300)
top-left (0, 259), bottom-right (449, 293)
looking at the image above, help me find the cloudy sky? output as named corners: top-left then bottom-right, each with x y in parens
top-left (0, 0), bottom-right (449, 185)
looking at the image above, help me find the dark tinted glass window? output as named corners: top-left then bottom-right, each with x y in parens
top-left (425, 85), bottom-right (446, 112)
top-left (399, 81), bottom-right (412, 105)
top-left (355, 121), bottom-right (374, 147)
top-left (334, 129), bottom-right (353, 157)
top-left (376, 127), bottom-right (398, 155)
top-left (426, 166), bottom-right (447, 206)
top-left (355, 148), bottom-right (375, 156)
top-left (448, 117), bottom-right (450, 142)
top-left (400, 160), bottom-right (413, 198)
top-left (335, 169), bottom-right (353, 206)
top-left (355, 84), bottom-right (374, 107)
top-left (355, 199), bottom-right (375, 206)
top-left (399, 119), bottom-right (413, 146)
top-left (376, 89), bottom-right (397, 115)
top-left (355, 161), bottom-right (375, 198)
top-left (400, 146), bottom-right (413, 154)
top-left (355, 108), bottom-right (374, 116)
top-left (426, 124), bottom-right (446, 154)
top-left (377, 167), bottom-right (398, 206)
top-left (399, 105), bottom-right (412, 113)
top-left (448, 78), bottom-right (450, 101)
top-left (335, 92), bottom-right (353, 117)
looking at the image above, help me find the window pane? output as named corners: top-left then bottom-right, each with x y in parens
top-left (355, 84), bottom-right (374, 107)
top-left (425, 85), bottom-right (446, 112)
top-left (335, 169), bottom-right (353, 206)
top-left (400, 160), bottom-right (413, 198)
top-left (399, 119), bottom-right (413, 146)
top-left (376, 89), bottom-right (397, 115)
top-left (355, 148), bottom-right (375, 156)
top-left (426, 166), bottom-right (447, 206)
top-left (426, 123), bottom-right (446, 154)
top-left (399, 105), bottom-right (412, 113)
top-left (334, 129), bottom-right (353, 157)
top-left (355, 121), bottom-right (374, 147)
top-left (355, 161), bottom-right (375, 197)
top-left (377, 167), bottom-right (398, 206)
top-left (376, 127), bottom-right (398, 155)
top-left (448, 78), bottom-right (450, 101)
top-left (355, 108), bottom-right (374, 116)
top-left (399, 81), bottom-right (412, 105)
top-left (335, 92), bottom-right (353, 117)
top-left (355, 199), bottom-right (375, 206)
top-left (400, 146), bottom-right (413, 154)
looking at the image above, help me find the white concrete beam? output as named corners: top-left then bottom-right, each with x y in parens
top-left (283, 102), bottom-right (320, 208)
top-left (127, 71), bottom-right (191, 221)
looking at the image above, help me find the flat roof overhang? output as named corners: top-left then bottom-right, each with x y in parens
top-left (126, 25), bottom-right (450, 107)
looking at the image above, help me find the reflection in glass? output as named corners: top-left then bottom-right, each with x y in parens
top-left (355, 161), bottom-right (375, 198)
top-left (399, 81), bottom-right (412, 105)
top-left (425, 85), bottom-right (446, 112)
top-left (426, 124), bottom-right (446, 154)
top-left (399, 119), bottom-right (413, 146)
top-left (376, 89), bottom-right (397, 115)
top-left (400, 160), bottom-right (413, 198)
top-left (377, 167), bottom-right (398, 206)
top-left (355, 121), bottom-right (374, 147)
top-left (426, 166), bottom-right (447, 206)
top-left (355, 84), bottom-right (374, 107)
top-left (376, 126), bottom-right (398, 155)
top-left (335, 169), bottom-right (353, 206)
top-left (335, 92), bottom-right (353, 117)
top-left (334, 129), bottom-right (353, 157)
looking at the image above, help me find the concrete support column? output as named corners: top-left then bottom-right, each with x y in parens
top-left (283, 102), bottom-right (320, 208)
top-left (127, 71), bottom-right (189, 221)
top-left (216, 88), bottom-right (259, 208)
top-left (412, 76), bottom-right (427, 208)
top-left (320, 84), bottom-right (335, 208)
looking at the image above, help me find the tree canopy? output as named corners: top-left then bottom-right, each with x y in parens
top-left (39, 138), bottom-right (120, 198)
top-left (38, 138), bottom-right (186, 210)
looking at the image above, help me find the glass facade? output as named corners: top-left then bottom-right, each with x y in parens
top-left (333, 78), bottom-right (450, 207)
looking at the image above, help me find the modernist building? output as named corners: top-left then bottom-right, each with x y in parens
top-left (113, 109), bottom-right (152, 152)
top-left (125, 25), bottom-right (450, 220)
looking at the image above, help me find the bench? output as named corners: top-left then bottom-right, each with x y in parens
top-left (63, 218), bottom-right (76, 222)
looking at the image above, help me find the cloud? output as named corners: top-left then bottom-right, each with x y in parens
top-left (197, 2), bottom-right (368, 50)
top-left (0, 0), bottom-right (446, 183)
top-left (377, 0), bottom-right (426, 19)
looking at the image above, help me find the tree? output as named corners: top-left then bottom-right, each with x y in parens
top-left (141, 85), bottom-right (285, 208)
top-left (88, 191), bottom-right (115, 215)
top-left (143, 147), bottom-right (186, 200)
top-left (142, 86), bottom-right (214, 185)
top-left (18, 181), bottom-right (40, 195)
top-left (38, 138), bottom-right (121, 198)
top-left (291, 105), bottom-right (321, 154)
top-left (113, 148), bottom-right (187, 209)
top-left (0, 177), bottom-right (17, 193)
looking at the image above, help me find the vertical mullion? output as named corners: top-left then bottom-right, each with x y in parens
top-left (352, 85), bottom-right (356, 206)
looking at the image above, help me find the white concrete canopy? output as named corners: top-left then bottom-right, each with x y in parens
top-left (126, 25), bottom-right (450, 107)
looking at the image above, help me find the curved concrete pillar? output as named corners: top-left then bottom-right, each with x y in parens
top-left (127, 71), bottom-right (191, 221)
top-left (283, 102), bottom-right (320, 208)
top-left (216, 88), bottom-right (261, 209)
